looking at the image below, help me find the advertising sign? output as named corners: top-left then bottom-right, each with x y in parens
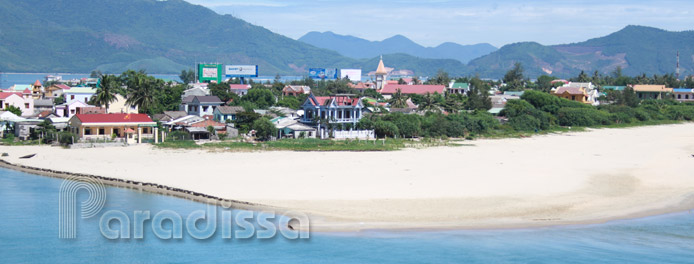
top-left (225, 65), bottom-right (258, 77)
top-left (198, 64), bottom-right (223, 83)
top-left (309, 68), bottom-right (338, 79)
top-left (340, 69), bottom-right (362, 82)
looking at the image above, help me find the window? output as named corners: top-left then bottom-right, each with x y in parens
top-left (99, 128), bottom-right (105, 135)
top-left (678, 94), bottom-right (681, 99)
top-left (85, 128), bottom-right (92, 135)
top-left (687, 95), bottom-right (690, 99)
top-left (571, 96), bottom-right (575, 100)
top-left (71, 95), bottom-right (75, 100)
top-left (25, 103), bottom-right (30, 108)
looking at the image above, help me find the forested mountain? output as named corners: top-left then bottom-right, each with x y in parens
top-left (299, 31), bottom-right (497, 63)
top-left (467, 26), bottom-right (694, 78)
top-left (0, 0), bottom-right (467, 76)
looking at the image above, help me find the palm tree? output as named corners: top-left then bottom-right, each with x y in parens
top-left (389, 89), bottom-right (408, 108)
top-left (125, 72), bottom-right (159, 114)
top-left (418, 92), bottom-right (440, 112)
top-left (94, 74), bottom-right (119, 112)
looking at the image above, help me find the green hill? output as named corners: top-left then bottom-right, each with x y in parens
top-left (468, 26), bottom-right (694, 79)
top-left (0, 0), bottom-right (467, 76)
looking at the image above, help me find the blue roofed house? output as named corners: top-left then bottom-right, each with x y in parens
top-left (672, 88), bottom-right (694, 102)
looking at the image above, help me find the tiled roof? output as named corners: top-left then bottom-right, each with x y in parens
top-left (163, 111), bottom-right (188, 119)
top-left (0, 92), bottom-right (22, 99)
top-left (632, 85), bottom-right (673, 93)
top-left (451, 82), bottom-right (469, 89)
top-left (190, 119), bottom-right (226, 128)
top-left (216, 106), bottom-right (244, 114)
top-left (308, 95), bottom-right (359, 107)
top-left (33, 80), bottom-right (42, 87)
top-left (22, 88), bottom-right (32, 94)
top-left (181, 95), bottom-right (195, 103)
top-left (74, 113), bottom-right (154, 123)
top-left (553, 86), bottom-right (586, 95)
top-left (375, 58), bottom-right (388, 75)
top-left (283, 85), bottom-right (311, 93)
top-left (380, 84), bottom-right (446, 95)
top-left (54, 84), bottom-right (71, 90)
top-left (193, 96), bottom-right (223, 103)
top-left (34, 99), bottom-right (54, 106)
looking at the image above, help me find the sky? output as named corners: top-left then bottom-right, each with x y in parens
top-left (186, 0), bottom-right (694, 48)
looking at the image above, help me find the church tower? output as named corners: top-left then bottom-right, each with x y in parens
top-left (375, 56), bottom-right (388, 91)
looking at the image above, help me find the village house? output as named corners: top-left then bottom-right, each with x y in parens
top-left (672, 88), bottom-right (694, 102)
top-left (229, 84), bottom-right (251, 96)
top-left (0, 92), bottom-right (34, 116)
top-left (33, 99), bottom-right (54, 114)
top-left (300, 93), bottom-right (366, 138)
top-left (180, 96), bottom-right (224, 117)
top-left (152, 111), bottom-right (188, 122)
top-left (106, 94), bottom-right (138, 114)
top-left (631, 85), bottom-right (673, 100)
top-left (273, 116), bottom-right (317, 139)
top-left (63, 86), bottom-right (96, 104)
top-left (68, 113), bottom-right (158, 144)
top-left (44, 84), bottom-right (71, 98)
top-left (448, 81), bottom-right (470, 95)
top-left (182, 86), bottom-right (210, 98)
top-left (551, 86), bottom-right (591, 104)
top-left (55, 100), bottom-right (93, 118)
top-left (282, 85), bottom-right (312, 96)
top-left (213, 106), bottom-right (244, 123)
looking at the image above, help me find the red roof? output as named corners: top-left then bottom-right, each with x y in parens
top-left (191, 119), bottom-right (225, 128)
top-left (54, 84), bottom-right (71, 90)
top-left (22, 88), bottom-right (32, 94)
top-left (0, 92), bottom-right (22, 99)
top-left (33, 80), bottom-right (42, 87)
top-left (309, 96), bottom-right (359, 106)
top-left (75, 113), bottom-right (154, 123)
top-left (229, 84), bottom-right (251, 90)
top-left (380, 84), bottom-right (445, 95)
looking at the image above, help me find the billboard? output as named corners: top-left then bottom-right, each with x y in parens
top-left (340, 69), bottom-right (362, 82)
top-left (309, 68), bottom-right (338, 79)
top-left (225, 65), bottom-right (258, 77)
top-left (198, 64), bottom-right (223, 83)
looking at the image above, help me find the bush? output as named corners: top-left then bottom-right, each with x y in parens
top-left (168, 130), bottom-right (191, 141)
top-left (58, 132), bottom-right (76, 146)
top-left (556, 108), bottom-right (612, 126)
top-left (385, 113), bottom-right (422, 138)
top-left (373, 121), bottom-right (399, 138)
top-left (666, 105), bottom-right (694, 121)
top-left (251, 117), bottom-right (277, 141)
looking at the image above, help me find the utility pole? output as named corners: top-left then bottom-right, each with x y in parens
top-left (676, 51), bottom-right (680, 80)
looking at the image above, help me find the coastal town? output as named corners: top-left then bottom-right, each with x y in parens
top-left (1, 58), bottom-right (693, 148)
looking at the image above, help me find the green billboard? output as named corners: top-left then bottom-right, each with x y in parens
top-left (197, 64), bottom-right (223, 83)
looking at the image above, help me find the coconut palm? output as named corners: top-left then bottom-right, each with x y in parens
top-left (418, 92), bottom-right (441, 112)
top-left (124, 71), bottom-right (160, 114)
top-left (94, 74), bottom-right (119, 112)
top-left (388, 89), bottom-right (408, 108)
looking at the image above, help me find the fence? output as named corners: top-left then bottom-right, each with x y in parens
top-left (333, 130), bottom-right (375, 140)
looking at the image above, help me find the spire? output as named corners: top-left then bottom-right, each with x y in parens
top-left (376, 56), bottom-right (387, 75)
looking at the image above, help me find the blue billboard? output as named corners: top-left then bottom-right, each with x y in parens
top-left (309, 68), bottom-right (338, 79)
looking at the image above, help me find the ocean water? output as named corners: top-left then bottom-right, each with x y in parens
top-left (1, 167), bottom-right (693, 263)
top-left (0, 73), bottom-right (309, 89)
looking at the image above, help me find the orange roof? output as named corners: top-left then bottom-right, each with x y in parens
top-left (631, 85), bottom-right (672, 93)
top-left (375, 58), bottom-right (388, 75)
top-left (33, 80), bottom-right (42, 87)
top-left (553, 86), bottom-right (586, 95)
top-left (191, 119), bottom-right (226, 128)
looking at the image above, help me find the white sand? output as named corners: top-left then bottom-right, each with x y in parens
top-left (3, 123), bottom-right (694, 231)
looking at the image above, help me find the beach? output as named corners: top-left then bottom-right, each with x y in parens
top-left (2, 123), bottom-right (694, 231)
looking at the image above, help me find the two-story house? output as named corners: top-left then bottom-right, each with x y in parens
top-left (300, 93), bottom-right (365, 138)
top-left (180, 96), bottom-right (223, 117)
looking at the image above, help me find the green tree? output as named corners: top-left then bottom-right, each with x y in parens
top-left (428, 70), bottom-right (450, 85)
top-left (466, 77), bottom-right (492, 110)
top-left (251, 117), bottom-right (277, 141)
top-left (209, 82), bottom-right (234, 102)
top-left (122, 70), bottom-right (161, 114)
top-left (388, 89), bottom-right (409, 108)
top-left (239, 88), bottom-right (275, 109)
top-left (5, 105), bottom-right (22, 116)
top-left (616, 86), bottom-right (640, 107)
top-left (277, 96), bottom-right (301, 109)
top-left (503, 62), bottom-right (525, 91)
top-left (32, 120), bottom-right (56, 143)
top-left (179, 69), bottom-right (196, 84)
top-left (418, 92), bottom-right (442, 112)
top-left (94, 74), bottom-right (119, 111)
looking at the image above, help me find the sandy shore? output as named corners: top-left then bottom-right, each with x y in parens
top-left (2, 123), bottom-right (694, 231)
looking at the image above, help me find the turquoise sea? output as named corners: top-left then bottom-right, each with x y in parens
top-left (1, 167), bottom-right (693, 263)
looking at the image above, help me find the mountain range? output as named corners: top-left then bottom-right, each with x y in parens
top-left (467, 26), bottom-right (694, 78)
top-left (298, 31), bottom-right (497, 64)
top-left (0, 0), bottom-right (467, 76)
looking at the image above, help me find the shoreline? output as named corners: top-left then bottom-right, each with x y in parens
top-left (1, 123), bottom-right (694, 232)
top-left (2, 157), bottom-right (693, 233)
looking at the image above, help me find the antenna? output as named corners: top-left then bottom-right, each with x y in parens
top-left (676, 51), bottom-right (680, 80)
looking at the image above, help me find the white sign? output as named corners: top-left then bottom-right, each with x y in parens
top-left (340, 69), bottom-right (362, 82)
top-left (225, 65), bottom-right (258, 77)
top-left (202, 67), bottom-right (218, 78)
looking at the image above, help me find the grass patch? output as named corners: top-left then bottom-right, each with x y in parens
top-left (157, 138), bottom-right (462, 152)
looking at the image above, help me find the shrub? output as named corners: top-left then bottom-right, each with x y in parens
top-left (58, 132), bottom-right (76, 146)
top-left (168, 130), bottom-right (191, 141)
top-left (556, 108), bottom-right (612, 126)
top-left (251, 117), bottom-right (277, 141)
top-left (373, 120), bottom-right (399, 138)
